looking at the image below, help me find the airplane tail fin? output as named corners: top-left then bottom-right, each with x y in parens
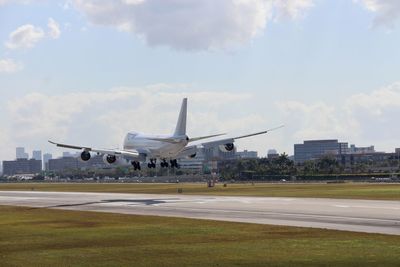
top-left (174, 98), bottom-right (187, 136)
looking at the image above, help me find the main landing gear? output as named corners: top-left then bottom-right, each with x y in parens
top-left (161, 159), bottom-right (179, 169)
top-left (133, 159), bottom-right (180, 170)
top-left (160, 159), bottom-right (169, 168)
top-left (147, 159), bottom-right (156, 169)
top-left (131, 161), bottom-right (141, 171)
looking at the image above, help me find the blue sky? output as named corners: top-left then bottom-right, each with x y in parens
top-left (1, 0), bottom-right (400, 160)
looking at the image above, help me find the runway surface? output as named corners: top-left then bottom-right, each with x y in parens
top-left (0, 190), bottom-right (399, 235)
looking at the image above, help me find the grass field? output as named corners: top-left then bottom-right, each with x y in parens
top-left (1, 182), bottom-right (400, 200)
top-left (0, 205), bottom-right (400, 267)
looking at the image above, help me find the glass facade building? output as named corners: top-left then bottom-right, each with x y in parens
top-left (294, 140), bottom-right (349, 163)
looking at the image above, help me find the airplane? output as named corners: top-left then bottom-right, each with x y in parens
top-left (49, 98), bottom-right (283, 170)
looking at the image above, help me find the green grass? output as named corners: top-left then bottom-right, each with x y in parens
top-left (0, 205), bottom-right (400, 267)
top-left (1, 182), bottom-right (400, 200)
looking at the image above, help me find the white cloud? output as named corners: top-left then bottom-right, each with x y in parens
top-left (273, 0), bottom-right (314, 20)
top-left (5, 24), bottom-right (45, 50)
top-left (0, 58), bottom-right (23, 73)
top-left (356, 0), bottom-right (400, 27)
top-left (71, 0), bottom-right (312, 51)
top-left (47, 18), bottom-right (61, 39)
top-left (5, 18), bottom-right (61, 50)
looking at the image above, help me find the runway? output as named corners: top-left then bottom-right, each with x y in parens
top-left (0, 190), bottom-right (399, 235)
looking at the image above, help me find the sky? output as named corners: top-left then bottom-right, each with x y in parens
top-left (1, 0), bottom-right (400, 160)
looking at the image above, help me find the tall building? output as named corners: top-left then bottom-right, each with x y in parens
top-left (2, 159), bottom-right (42, 175)
top-left (43, 153), bottom-right (53, 170)
top-left (16, 147), bottom-right (29, 159)
top-left (294, 140), bottom-right (349, 163)
top-left (32, 150), bottom-right (42, 161)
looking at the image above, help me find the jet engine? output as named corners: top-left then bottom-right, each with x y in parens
top-left (219, 143), bottom-right (235, 152)
top-left (103, 154), bottom-right (117, 164)
top-left (80, 151), bottom-right (91, 161)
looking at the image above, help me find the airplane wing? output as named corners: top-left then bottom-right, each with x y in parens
top-left (188, 133), bottom-right (226, 142)
top-left (48, 140), bottom-right (140, 158)
top-left (199, 125), bottom-right (284, 148)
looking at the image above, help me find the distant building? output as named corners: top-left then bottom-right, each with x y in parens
top-left (43, 153), bottom-right (53, 170)
top-left (178, 148), bottom-right (205, 172)
top-left (267, 149), bottom-right (279, 159)
top-left (16, 147), bottom-right (29, 159)
top-left (2, 159), bottom-right (42, 175)
top-left (48, 155), bottom-right (108, 173)
top-left (62, 151), bottom-right (74, 158)
top-left (294, 140), bottom-right (349, 163)
top-left (337, 152), bottom-right (395, 167)
top-left (48, 157), bottom-right (80, 172)
top-left (202, 146), bottom-right (236, 162)
top-left (349, 145), bottom-right (375, 154)
top-left (32, 150), bottom-right (42, 161)
top-left (236, 150), bottom-right (258, 159)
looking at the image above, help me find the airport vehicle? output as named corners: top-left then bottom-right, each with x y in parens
top-left (49, 98), bottom-right (282, 170)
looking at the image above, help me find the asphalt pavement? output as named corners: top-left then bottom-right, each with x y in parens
top-left (0, 190), bottom-right (399, 235)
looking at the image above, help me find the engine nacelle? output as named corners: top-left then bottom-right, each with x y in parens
top-left (80, 151), bottom-right (91, 161)
top-left (103, 154), bottom-right (117, 164)
top-left (219, 143), bottom-right (235, 152)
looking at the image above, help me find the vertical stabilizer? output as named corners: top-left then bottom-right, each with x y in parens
top-left (174, 98), bottom-right (187, 136)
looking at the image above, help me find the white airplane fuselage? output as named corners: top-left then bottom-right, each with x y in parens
top-left (123, 132), bottom-right (188, 159)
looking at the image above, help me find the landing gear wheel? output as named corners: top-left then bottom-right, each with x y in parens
top-left (131, 161), bottom-right (141, 171)
top-left (170, 159), bottom-right (179, 169)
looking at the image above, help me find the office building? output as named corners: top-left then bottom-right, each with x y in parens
top-left (349, 145), bottom-right (375, 154)
top-left (202, 146), bottom-right (236, 162)
top-left (43, 153), bottom-right (53, 170)
top-left (16, 147), bottom-right (29, 159)
top-left (2, 159), bottom-right (42, 175)
top-left (236, 150), bottom-right (258, 159)
top-left (32, 150), bottom-right (42, 161)
top-left (48, 155), bottom-right (108, 172)
top-left (294, 140), bottom-right (349, 163)
top-left (62, 151), bottom-right (74, 158)
top-left (267, 149), bottom-right (279, 159)
top-left (178, 148), bottom-right (205, 172)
